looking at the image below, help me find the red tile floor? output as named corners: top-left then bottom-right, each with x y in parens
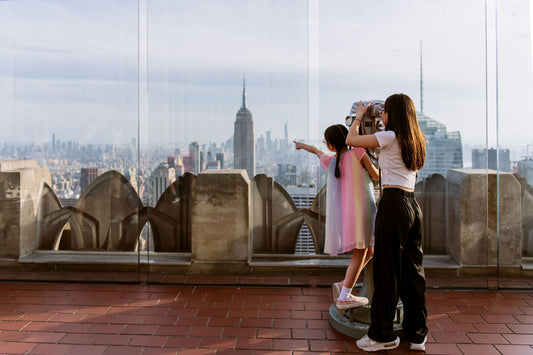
top-left (0, 277), bottom-right (533, 355)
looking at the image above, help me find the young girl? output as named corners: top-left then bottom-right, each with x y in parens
top-left (294, 124), bottom-right (379, 309)
top-left (347, 94), bottom-right (428, 352)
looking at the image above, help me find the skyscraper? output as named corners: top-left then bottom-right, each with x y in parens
top-left (80, 167), bottom-right (100, 192)
top-left (151, 162), bottom-right (176, 206)
top-left (417, 113), bottom-right (463, 180)
top-left (285, 185), bottom-right (318, 255)
top-left (472, 148), bottom-right (511, 172)
top-left (188, 142), bottom-right (200, 175)
top-left (216, 153), bottom-right (225, 169)
top-left (283, 122), bottom-right (289, 151)
top-left (416, 43), bottom-right (463, 181)
top-left (233, 79), bottom-right (255, 178)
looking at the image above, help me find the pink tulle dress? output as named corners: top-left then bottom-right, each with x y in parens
top-left (319, 148), bottom-right (376, 255)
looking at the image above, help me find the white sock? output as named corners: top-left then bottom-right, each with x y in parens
top-left (338, 286), bottom-right (352, 301)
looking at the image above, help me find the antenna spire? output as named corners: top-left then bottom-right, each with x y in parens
top-left (420, 40), bottom-right (424, 115)
top-left (241, 75), bottom-right (247, 109)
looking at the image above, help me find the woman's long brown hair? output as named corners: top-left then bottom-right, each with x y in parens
top-left (384, 94), bottom-right (426, 171)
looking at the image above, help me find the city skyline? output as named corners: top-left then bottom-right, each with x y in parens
top-left (1, 0), bottom-right (532, 148)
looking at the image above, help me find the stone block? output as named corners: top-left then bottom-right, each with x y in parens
top-left (191, 170), bottom-right (251, 264)
top-left (0, 159), bottom-right (39, 172)
top-left (447, 169), bottom-right (521, 267)
top-left (0, 160), bottom-right (52, 258)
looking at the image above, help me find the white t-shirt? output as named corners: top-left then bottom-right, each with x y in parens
top-left (375, 130), bottom-right (417, 189)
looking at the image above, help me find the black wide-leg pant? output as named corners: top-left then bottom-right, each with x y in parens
top-left (367, 188), bottom-right (428, 344)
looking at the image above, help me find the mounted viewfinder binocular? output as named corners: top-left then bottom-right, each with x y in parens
top-left (345, 100), bottom-right (385, 161)
top-left (345, 100), bottom-right (385, 136)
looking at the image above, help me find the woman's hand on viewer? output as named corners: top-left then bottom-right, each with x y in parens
top-left (353, 100), bottom-right (370, 120)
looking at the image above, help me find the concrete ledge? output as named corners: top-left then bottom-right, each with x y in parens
top-left (250, 254), bottom-right (349, 268)
top-left (424, 255), bottom-right (460, 269)
top-left (251, 254), bottom-right (460, 269)
top-left (522, 257), bottom-right (533, 270)
top-left (18, 250), bottom-right (192, 266)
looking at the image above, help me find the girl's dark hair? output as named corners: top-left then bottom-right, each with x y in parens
top-left (324, 124), bottom-right (349, 178)
top-left (384, 93), bottom-right (427, 171)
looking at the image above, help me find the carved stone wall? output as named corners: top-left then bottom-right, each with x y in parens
top-left (251, 174), bottom-right (325, 254)
top-left (0, 159), bottom-right (531, 276)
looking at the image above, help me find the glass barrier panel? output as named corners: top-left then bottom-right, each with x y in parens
top-left (316, 0), bottom-right (490, 289)
top-left (495, 0), bottom-right (533, 289)
top-left (4, 0), bottom-right (529, 291)
top-left (0, 0), bottom-right (141, 282)
top-left (144, 0), bottom-right (314, 283)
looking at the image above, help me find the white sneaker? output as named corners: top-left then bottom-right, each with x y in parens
top-left (409, 336), bottom-right (427, 351)
top-left (335, 294), bottom-right (368, 310)
top-left (356, 334), bottom-right (400, 352)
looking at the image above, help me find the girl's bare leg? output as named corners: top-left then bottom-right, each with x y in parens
top-left (343, 247), bottom-right (374, 289)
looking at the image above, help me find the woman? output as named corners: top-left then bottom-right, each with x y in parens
top-left (346, 94), bottom-right (428, 352)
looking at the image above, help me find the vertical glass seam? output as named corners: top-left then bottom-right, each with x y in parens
top-left (137, 0), bottom-right (141, 281)
top-left (495, 0), bottom-right (501, 285)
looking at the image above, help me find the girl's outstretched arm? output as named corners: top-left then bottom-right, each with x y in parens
top-left (293, 140), bottom-right (327, 159)
top-left (361, 154), bottom-right (380, 181)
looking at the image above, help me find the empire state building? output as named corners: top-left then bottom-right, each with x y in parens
top-left (233, 80), bottom-right (255, 178)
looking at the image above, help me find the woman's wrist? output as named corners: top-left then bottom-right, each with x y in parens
top-left (353, 119), bottom-right (361, 133)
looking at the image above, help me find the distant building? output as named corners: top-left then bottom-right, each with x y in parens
top-left (472, 148), bottom-right (511, 172)
top-left (518, 157), bottom-right (533, 185)
top-left (183, 156), bottom-right (192, 174)
top-left (124, 167), bottom-right (138, 192)
top-left (174, 155), bottom-right (185, 176)
top-left (80, 167), bottom-right (100, 192)
top-left (188, 142), bottom-right (200, 174)
top-left (276, 164), bottom-right (299, 186)
top-left (233, 79), bottom-right (255, 179)
top-left (417, 113), bottom-right (463, 180)
top-left (199, 150), bottom-right (205, 173)
top-left (216, 153), bottom-right (225, 169)
top-left (206, 161), bottom-right (221, 170)
top-left (151, 162), bottom-right (175, 205)
top-left (168, 155), bottom-right (175, 168)
top-left (266, 131), bottom-right (272, 151)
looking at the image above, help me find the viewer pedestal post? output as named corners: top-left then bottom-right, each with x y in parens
top-left (328, 261), bottom-right (404, 339)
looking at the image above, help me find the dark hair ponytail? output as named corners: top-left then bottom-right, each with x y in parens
top-left (324, 124), bottom-right (349, 178)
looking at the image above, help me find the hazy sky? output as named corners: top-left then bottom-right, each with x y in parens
top-left (1, 0), bottom-right (532, 149)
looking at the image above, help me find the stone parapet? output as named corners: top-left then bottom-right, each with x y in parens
top-left (0, 160), bottom-right (530, 278)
